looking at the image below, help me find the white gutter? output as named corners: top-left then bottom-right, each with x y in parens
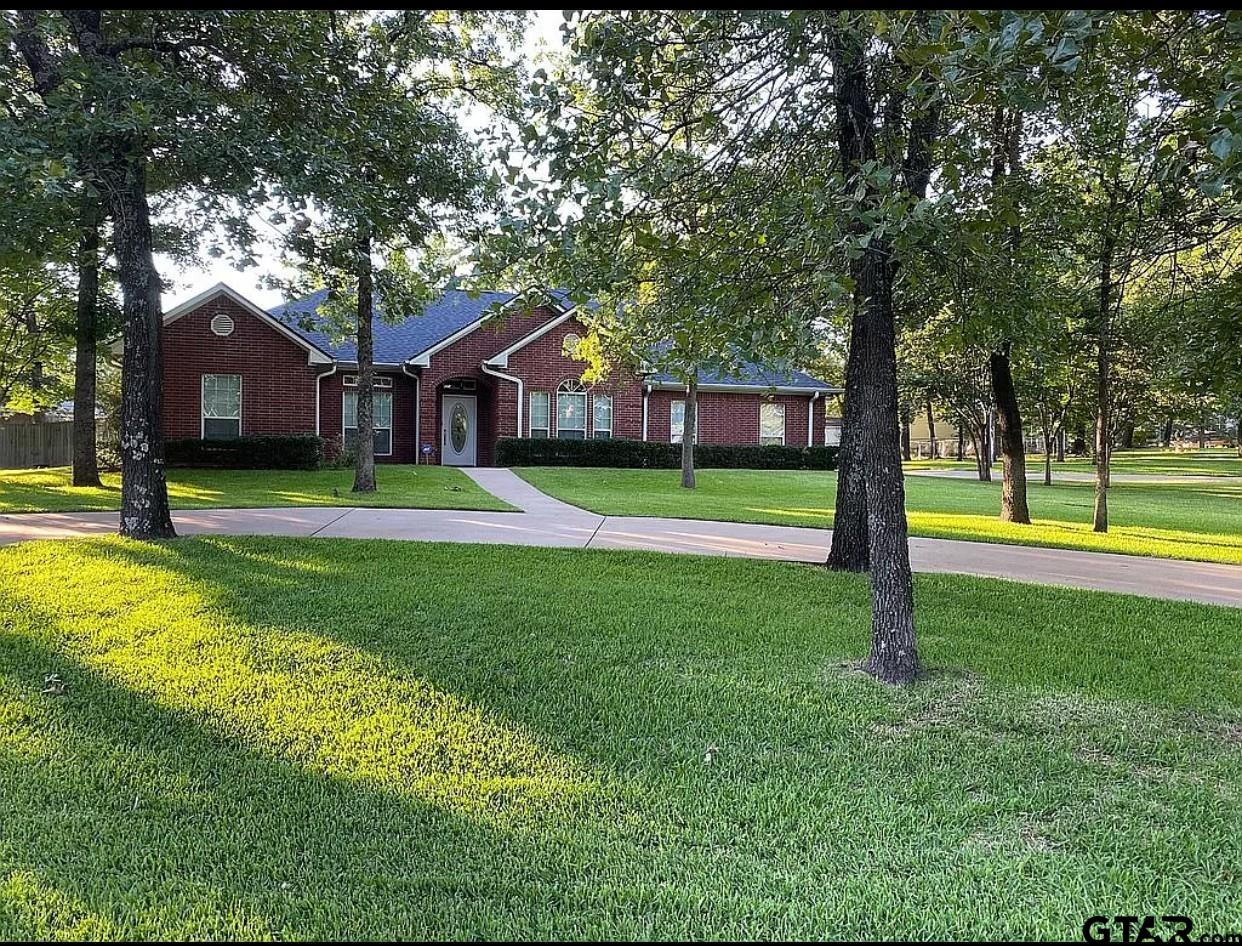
top-left (641, 383), bottom-right (651, 441)
top-left (401, 363), bottom-right (421, 459)
top-left (645, 381), bottom-right (841, 397)
top-left (807, 391), bottom-right (820, 447)
top-left (481, 362), bottom-right (523, 439)
top-left (314, 364), bottom-right (338, 435)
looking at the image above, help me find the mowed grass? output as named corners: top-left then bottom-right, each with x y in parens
top-left (906, 447), bottom-right (1242, 477)
top-left (0, 537), bottom-right (1238, 940)
top-left (0, 465), bottom-right (512, 514)
top-left (518, 467), bottom-right (1242, 565)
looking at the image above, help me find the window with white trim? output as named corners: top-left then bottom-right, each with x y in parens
top-left (760, 402), bottom-right (785, 445)
top-left (343, 374), bottom-right (392, 388)
top-left (825, 422), bottom-right (842, 446)
top-left (529, 391), bottom-right (550, 438)
top-left (670, 399), bottom-right (691, 444)
top-left (556, 380), bottom-right (587, 439)
top-left (343, 389), bottom-right (393, 456)
top-left (201, 374), bottom-right (241, 439)
top-left (592, 394), bottom-right (613, 439)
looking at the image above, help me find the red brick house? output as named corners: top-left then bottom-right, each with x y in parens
top-left (150, 283), bottom-right (838, 466)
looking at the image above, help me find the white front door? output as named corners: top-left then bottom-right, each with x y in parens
top-left (441, 394), bottom-right (477, 466)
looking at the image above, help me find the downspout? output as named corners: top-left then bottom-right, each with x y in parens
top-left (642, 383), bottom-right (651, 441)
top-left (401, 363), bottom-right (420, 461)
top-left (807, 391), bottom-right (820, 447)
top-left (314, 363), bottom-right (338, 436)
top-left (481, 362), bottom-right (523, 440)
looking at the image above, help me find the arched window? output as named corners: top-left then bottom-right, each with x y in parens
top-left (556, 379), bottom-right (587, 439)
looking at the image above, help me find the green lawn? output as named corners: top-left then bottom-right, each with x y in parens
top-left (1, 537), bottom-right (1238, 940)
top-left (517, 467), bottom-right (1242, 565)
top-left (0, 466), bottom-right (512, 514)
top-left (906, 447), bottom-right (1242, 477)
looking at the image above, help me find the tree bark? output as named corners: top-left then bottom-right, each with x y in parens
top-left (101, 157), bottom-right (175, 539)
top-left (680, 374), bottom-right (697, 489)
top-left (1043, 427), bottom-right (1053, 486)
top-left (989, 344), bottom-right (1030, 523)
top-left (900, 408), bottom-right (912, 461)
top-left (72, 188), bottom-right (103, 487)
top-left (1093, 239), bottom-right (1114, 533)
top-left (925, 401), bottom-right (937, 459)
top-left (830, 32), bottom-right (921, 683)
top-left (352, 222), bottom-right (377, 493)
top-left (856, 242), bottom-right (919, 684)
top-left (1120, 419), bottom-right (1135, 449)
top-left (1161, 415), bottom-right (1173, 447)
top-left (957, 426), bottom-right (965, 461)
top-left (826, 310), bottom-right (870, 572)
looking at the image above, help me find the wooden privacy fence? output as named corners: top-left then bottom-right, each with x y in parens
top-left (0, 421), bottom-right (73, 469)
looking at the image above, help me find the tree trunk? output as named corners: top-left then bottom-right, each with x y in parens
top-left (1043, 428), bottom-right (1053, 486)
top-left (830, 33), bottom-right (920, 683)
top-left (1161, 415), bottom-right (1173, 447)
top-left (925, 402), bottom-right (937, 459)
top-left (856, 242), bottom-right (919, 684)
top-left (1120, 419), bottom-right (1135, 450)
top-left (1092, 240), bottom-right (1114, 534)
top-left (989, 345), bottom-right (1030, 523)
top-left (1056, 428), bottom-right (1065, 462)
top-left (826, 311), bottom-right (869, 572)
top-left (1197, 422), bottom-right (1206, 449)
top-left (957, 426), bottom-right (965, 461)
top-left (900, 408), bottom-right (912, 461)
top-left (72, 188), bottom-right (103, 487)
top-left (101, 157), bottom-right (175, 539)
top-left (352, 223), bottom-right (377, 493)
top-left (681, 374), bottom-right (697, 488)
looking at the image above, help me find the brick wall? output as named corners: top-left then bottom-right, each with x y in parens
top-left (646, 389), bottom-right (821, 446)
top-left (415, 307), bottom-right (562, 465)
top-left (506, 314), bottom-right (645, 440)
top-left (318, 369), bottom-right (419, 463)
top-left (162, 295), bottom-right (320, 440)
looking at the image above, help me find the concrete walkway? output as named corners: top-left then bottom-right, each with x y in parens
top-left (1, 467), bottom-right (1239, 609)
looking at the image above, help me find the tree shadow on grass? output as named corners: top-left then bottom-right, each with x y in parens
top-left (3, 536), bottom-right (1240, 938)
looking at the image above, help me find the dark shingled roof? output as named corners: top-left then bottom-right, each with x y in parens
top-left (267, 288), bottom-right (836, 390)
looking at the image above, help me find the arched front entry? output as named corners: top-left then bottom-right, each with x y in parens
top-left (438, 377), bottom-right (482, 466)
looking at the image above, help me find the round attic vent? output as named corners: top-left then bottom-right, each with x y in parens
top-left (210, 313), bottom-right (235, 337)
top-left (562, 332), bottom-right (581, 356)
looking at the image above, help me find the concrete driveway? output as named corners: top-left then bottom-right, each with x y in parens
top-left (1, 467), bottom-right (1239, 609)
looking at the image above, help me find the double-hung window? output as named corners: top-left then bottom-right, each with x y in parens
top-left (201, 374), bottom-right (241, 439)
top-left (556, 380), bottom-right (587, 439)
top-left (592, 394), bottom-right (613, 439)
top-left (529, 391), bottom-right (550, 438)
top-left (343, 388), bottom-right (393, 456)
top-left (760, 402), bottom-right (786, 445)
top-left (669, 399), bottom-right (696, 444)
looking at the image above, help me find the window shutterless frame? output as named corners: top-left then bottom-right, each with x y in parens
top-left (529, 391), bottom-right (550, 438)
top-left (759, 402), bottom-right (786, 445)
top-left (343, 389), bottom-right (394, 457)
top-left (201, 373), bottom-right (242, 439)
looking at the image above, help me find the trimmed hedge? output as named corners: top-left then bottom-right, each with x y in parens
top-left (165, 435), bottom-right (324, 470)
top-left (496, 436), bottom-right (839, 470)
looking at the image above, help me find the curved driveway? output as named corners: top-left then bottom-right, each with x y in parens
top-left (0, 467), bottom-right (1238, 609)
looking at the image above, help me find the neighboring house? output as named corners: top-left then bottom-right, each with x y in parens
top-left (147, 283), bottom-right (838, 466)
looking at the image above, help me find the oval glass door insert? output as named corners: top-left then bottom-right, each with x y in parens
top-left (450, 402), bottom-right (468, 453)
